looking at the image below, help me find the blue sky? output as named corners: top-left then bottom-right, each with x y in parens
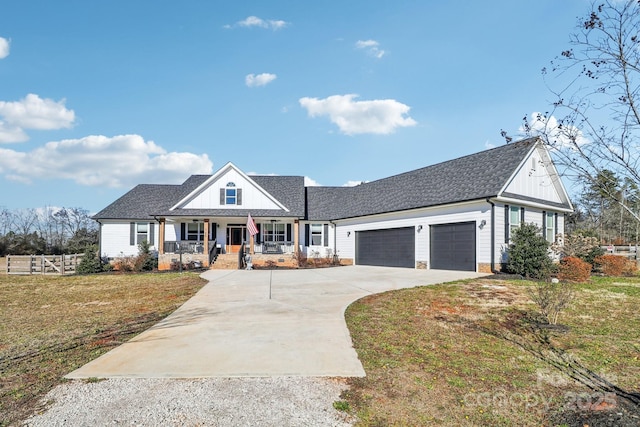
top-left (0, 0), bottom-right (591, 212)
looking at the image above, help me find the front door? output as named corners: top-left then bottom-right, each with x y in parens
top-left (226, 226), bottom-right (246, 253)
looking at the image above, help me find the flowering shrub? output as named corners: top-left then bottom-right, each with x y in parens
top-left (557, 256), bottom-right (592, 283)
top-left (552, 233), bottom-right (604, 266)
top-left (594, 254), bottom-right (637, 276)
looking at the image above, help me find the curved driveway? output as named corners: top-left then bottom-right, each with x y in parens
top-left (67, 266), bottom-right (485, 379)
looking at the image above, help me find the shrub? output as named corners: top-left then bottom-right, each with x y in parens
top-left (113, 256), bottom-right (135, 272)
top-left (552, 233), bottom-right (604, 267)
top-left (135, 240), bottom-right (157, 272)
top-left (292, 250), bottom-right (307, 267)
top-left (528, 281), bottom-right (574, 325)
top-left (594, 254), bottom-right (636, 276)
top-left (557, 256), bottom-right (591, 283)
top-left (506, 223), bottom-right (553, 280)
top-left (75, 245), bottom-right (104, 275)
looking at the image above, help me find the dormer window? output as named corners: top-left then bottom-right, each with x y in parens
top-left (220, 182), bottom-right (242, 205)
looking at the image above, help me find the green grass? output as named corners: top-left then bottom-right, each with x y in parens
top-left (344, 276), bottom-right (640, 426)
top-left (0, 271), bottom-right (206, 426)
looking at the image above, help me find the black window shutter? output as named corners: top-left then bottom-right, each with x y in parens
top-left (130, 222), bottom-right (135, 245)
top-left (237, 188), bottom-right (242, 205)
top-left (554, 213), bottom-right (558, 237)
top-left (305, 224), bottom-right (310, 245)
top-left (323, 224), bottom-right (329, 246)
top-left (520, 207), bottom-right (525, 224)
top-left (220, 188), bottom-right (225, 205)
top-left (504, 205), bottom-right (509, 243)
top-left (542, 211), bottom-right (547, 232)
top-left (256, 223), bottom-right (261, 244)
top-left (149, 222), bottom-right (155, 245)
top-left (211, 223), bottom-right (217, 240)
top-left (181, 223), bottom-right (186, 240)
top-left (286, 224), bottom-right (292, 242)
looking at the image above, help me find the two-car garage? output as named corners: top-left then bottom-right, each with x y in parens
top-left (354, 222), bottom-right (476, 271)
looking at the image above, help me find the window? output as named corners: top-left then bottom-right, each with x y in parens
top-left (130, 222), bottom-right (154, 246)
top-left (263, 223), bottom-right (285, 242)
top-left (505, 205), bottom-right (524, 242)
top-left (544, 212), bottom-right (556, 242)
top-left (137, 223), bottom-right (148, 243)
top-left (225, 182), bottom-right (237, 205)
top-left (187, 222), bottom-right (205, 241)
top-left (310, 224), bottom-right (323, 245)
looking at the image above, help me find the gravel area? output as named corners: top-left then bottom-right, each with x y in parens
top-left (24, 377), bottom-right (355, 426)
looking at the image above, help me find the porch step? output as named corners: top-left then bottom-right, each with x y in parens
top-left (210, 253), bottom-right (242, 270)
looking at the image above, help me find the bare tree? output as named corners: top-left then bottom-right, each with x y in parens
top-left (514, 1), bottom-right (640, 224)
top-left (0, 207), bottom-right (12, 235)
top-left (12, 208), bottom-right (38, 235)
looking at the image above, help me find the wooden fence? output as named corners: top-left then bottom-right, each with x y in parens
top-left (6, 254), bottom-right (84, 275)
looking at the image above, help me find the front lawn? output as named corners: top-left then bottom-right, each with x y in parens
top-left (0, 272), bottom-right (207, 426)
top-left (343, 276), bottom-right (640, 426)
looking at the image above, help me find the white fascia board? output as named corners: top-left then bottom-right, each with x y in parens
top-left (170, 162), bottom-right (289, 212)
top-left (493, 195), bottom-right (574, 213)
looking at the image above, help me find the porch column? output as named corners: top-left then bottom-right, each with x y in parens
top-left (249, 234), bottom-right (255, 255)
top-left (203, 218), bottom-right (210, 256)
top-left (158, 218), bottom-right (165, 255)
top-left (294, 220), bottom-right (299, 254)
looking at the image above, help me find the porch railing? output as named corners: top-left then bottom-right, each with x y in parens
top-left (163, 240), bottom-right (217, 254)
top-left (253, 242), bottom-right (295, 254)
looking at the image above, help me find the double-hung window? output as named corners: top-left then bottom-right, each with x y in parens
top-left (137, 223), bottom-right (148, 243)
top-left (130, 222), bottom-right (154, 246)
top-left (310, 224), bottom-right (323, 246)
top-left (225, 182), bottom-right (237, 205)
top-left (187, 222), bottom-right (205, 241)
top-left (505, 205), bottom-right (524, 242)
top-left (543, 211), bottom-right (556, 243)
top-left (263, 223), bottom-right (285, 242)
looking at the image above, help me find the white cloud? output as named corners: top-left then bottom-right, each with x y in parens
top-left (0, 122), bottom-right (28, 143)
top-left (299, 94), bottom-right (417, 135)
top-left (304, 176), bottom-right (321, 187)
top-left (521, 112), bottom-right (589, 147)
top-left (484, 140), bottom-right (495, 149)
top-left (343, 180), bottom-right (367, 187)
top-left (355, 39), bottom-right (385, 59)
top-left (245, 73), bottom-right (277, 87)
top-left (227, 16), bottom-right (288, 30)
top-left (0, 37), bottom-right (9, 59)
top-left (0, 134), bottom-right (213, 187)
top-left (0, 94), bottom-right (76, 142)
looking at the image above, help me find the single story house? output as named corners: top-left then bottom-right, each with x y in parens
top-left (93, 137), bottom-right (573, 272)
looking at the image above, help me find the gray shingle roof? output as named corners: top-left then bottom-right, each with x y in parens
top-left (306, 138), bottom-right (566, 220)
top-left (93, 175), bottom-right (306, 220)
top-left (95, 138), bottom-right (570, 221)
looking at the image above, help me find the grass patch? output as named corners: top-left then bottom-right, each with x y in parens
top-left (0, 271), bottom-right (206, 426)
top-left (344, 277), bottom-right (640, 426)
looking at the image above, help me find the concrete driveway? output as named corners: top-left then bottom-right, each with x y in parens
top-left (67, 266), bottom-right (485, 379)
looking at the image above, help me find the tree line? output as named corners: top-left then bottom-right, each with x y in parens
top-left (0, 207), bottom-right (98, 256)
top-left (569, 170), bottom-right (640, 245)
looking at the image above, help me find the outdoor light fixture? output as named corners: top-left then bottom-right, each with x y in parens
top-left (347, 231), bottom-right (351, 237)
top-left (479, 219), bottom-right (487, 229)
top-left (417, 225), bottom-right (423, 232)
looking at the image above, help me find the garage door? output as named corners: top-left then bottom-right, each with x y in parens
top-left (356, 227), bottom-right (415, 268)
top-left (430, 222), bottom-right (476, 271)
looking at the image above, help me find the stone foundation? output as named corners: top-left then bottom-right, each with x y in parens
top-left (158, 253), bottom-right (210, 271)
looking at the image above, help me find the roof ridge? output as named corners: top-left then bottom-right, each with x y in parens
top-left (359, 137), bottom-right (539, 187)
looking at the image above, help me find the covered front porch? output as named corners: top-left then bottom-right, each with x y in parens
top-left (156, 216), bottom-right (300, 270)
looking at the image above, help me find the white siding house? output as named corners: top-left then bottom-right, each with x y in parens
top-left (93, 138), bottom-right (573, 272)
